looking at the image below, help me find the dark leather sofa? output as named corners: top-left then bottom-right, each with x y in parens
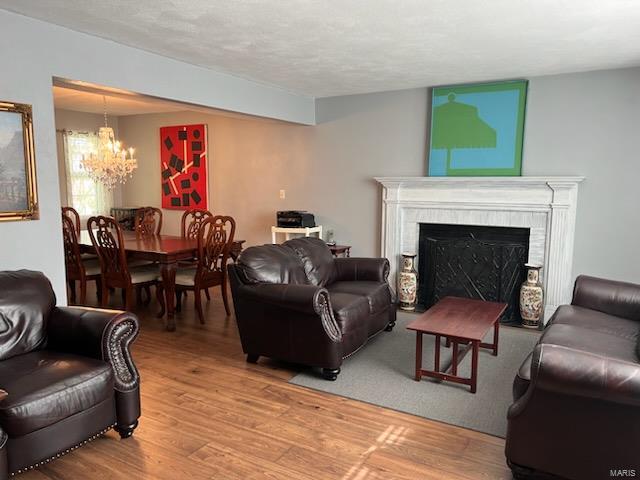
top-left (506, 275), bottom-right (640, 480)
top-left (0, 270), bottom-right (141, 478)
top-left (228, 237), bottom-right (396, 380)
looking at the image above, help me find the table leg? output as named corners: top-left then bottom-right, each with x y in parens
top-left (471, 341), bottom-right (479, 393)
top-left (493, 321), bottom-right (500, 356)
top-left (451, 340), bottom-right (458, 376)
top-left (161, 261), bottom-right (177, 332)
top-left (434, 334), bottom-right (441, 372)
top-left (415, 332), bottom-right (423, 381)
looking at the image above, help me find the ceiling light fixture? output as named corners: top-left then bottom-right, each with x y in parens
top-left (81, 96), bottom-right (137, 189)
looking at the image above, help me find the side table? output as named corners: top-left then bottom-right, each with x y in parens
top-left (271, 225), bottom-right (323, 244)
top-left (328, 244), bottom-right (351, 257)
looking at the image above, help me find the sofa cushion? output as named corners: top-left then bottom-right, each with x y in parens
top-left (550, 304), bottom-right (639, 342)
top-left (329, 292), bottom-right (370, 356)
top-left (0, 270), bottom-right (55, 361)
top-left (174, 268), bottom-right (197, 287)
top-left (0, 351), bottom-right (114, 437)
top-left (513, 352), bottom-right (533, 401)
top-left (236, 244), bottom-right (308, 285)
top-left (284, 237), bottom-right (336, 287)
top-left (515, 304), bottom-right (640, 402)
top-left (540, 323), bottom-right (638, 364)
top-left (572, 275), bottom-right (640, 321)
top-left (327, 281), bottom-right (392, 315)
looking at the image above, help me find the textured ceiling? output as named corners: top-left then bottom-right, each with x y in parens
top-left (4, 1), bottom-right (640, 97)
top-left (53, 86), bottom-right (187, 116)
top-left (52, 82), bottom-right (286, 122)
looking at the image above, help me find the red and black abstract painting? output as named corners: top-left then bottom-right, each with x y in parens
top-left (160, 124), bottom-right (208, 210)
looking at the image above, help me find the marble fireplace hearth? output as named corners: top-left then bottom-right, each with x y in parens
top-left (374, 176), bottom-right (584, 322)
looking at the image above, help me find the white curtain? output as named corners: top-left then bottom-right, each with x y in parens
top-left (62, 131), bottom-right (114, 222)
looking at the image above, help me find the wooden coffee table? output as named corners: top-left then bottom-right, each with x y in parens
top-left (406, 296), bottom-right (507, 393)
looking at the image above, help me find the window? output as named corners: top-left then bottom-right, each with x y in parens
top-left (63, 131), bottom-right (112, 217)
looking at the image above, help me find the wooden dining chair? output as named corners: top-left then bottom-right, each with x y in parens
top-left (88, 215), bottom-right (162, 311)
top-left (62, 214), bottom-right (101, 305)
top-left (63, 205), bottom-right (101, 262)
top-left (62, 206), bottom-right (81, 237)
top-left (181, 209), bottom-right (213, 239)
top-left (178, 208), bottom-right (214, 302)
top-left (157, 215), bottom-right (236, 324)
top-left (135, 206), bottom-right (163, 237)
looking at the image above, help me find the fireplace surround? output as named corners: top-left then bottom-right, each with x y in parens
top-left (375, 176), bottom-right (584, 322)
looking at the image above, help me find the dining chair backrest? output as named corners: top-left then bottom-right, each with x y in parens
top-left (62, 206), bottom-right (81, 237)
top-left (88, 215), bottom-right (130, 287)
top-left (61, 214), bottom-right (84, 281)
top-left (196, 216), bottom-right (236, 282)
top-left (181, 209), bottom-right (213, 240)
top-left (135, 207), bottom-right (162, 237)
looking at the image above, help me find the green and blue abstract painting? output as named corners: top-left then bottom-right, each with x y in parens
top-left (428, 80), bottom-right (527, 176)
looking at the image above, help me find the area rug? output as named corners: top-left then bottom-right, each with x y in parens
top-left (289, 311), bottom-right (540, 437)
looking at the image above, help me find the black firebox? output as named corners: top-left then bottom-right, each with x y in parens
top-left (417, 223), bottom-right (530, 325)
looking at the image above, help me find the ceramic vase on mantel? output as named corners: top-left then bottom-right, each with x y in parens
top-left (398, 253), bottom-right (418, 311)
top-left (519, 265), bottom-right (544, 329)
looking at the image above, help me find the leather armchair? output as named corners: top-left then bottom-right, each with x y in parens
top-left (229, 237), bottom-right (396, 380)
top-left (0, 270), bottom-right (140, 479)
top-left (506, 275), bottom-right (640, 480)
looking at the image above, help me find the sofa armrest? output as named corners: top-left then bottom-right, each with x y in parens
top-left (236, 283), bottom-right (341, 342)
top-left (0, 424), bottom-right (6, 477)
top-left (333, 257), bottom-right (390, 283)
top-left (526, 344), bottom-right (640, 408)
top-left (47, 306), bottom-right (140, 392)
top-left (572, 275), bottom-right (640, 321)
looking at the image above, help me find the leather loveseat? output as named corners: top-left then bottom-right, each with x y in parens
top-left (506, 275), bottom-right (640, 480)
top-left (228, 237), bottom-right (396, 380)
top-left (0, 270), bottom-right (141, 478)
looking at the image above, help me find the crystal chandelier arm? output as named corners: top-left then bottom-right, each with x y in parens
top-left (79, 96), bottom-right (138, 190)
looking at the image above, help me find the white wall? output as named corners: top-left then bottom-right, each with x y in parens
top-left (4, 5), bottom-right (637, 299)
top-left (120, 67), bottom-right (640, 285)
top-left (522, 68), bottom-right (640, 282)
top-left (0, 10), bottom-right (314, 301)
top-left (54, 108), bottom-right (122, 207)
top-left (312, 88), bottom-right (429, 254)
top-left (315, 67), bottom-right (640, 283)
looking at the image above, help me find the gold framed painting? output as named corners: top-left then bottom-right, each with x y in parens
top-left (0, 101), bottom-right (38, 221)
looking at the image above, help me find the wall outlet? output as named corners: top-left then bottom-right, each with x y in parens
top-left (279, 189), bottom-right (286, 199)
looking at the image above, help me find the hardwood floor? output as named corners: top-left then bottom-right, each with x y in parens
top-left (23, 285), bottom-right (513, 480)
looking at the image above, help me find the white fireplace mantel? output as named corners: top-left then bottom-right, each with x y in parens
top-left (374, 176), bottom-right (585, 321)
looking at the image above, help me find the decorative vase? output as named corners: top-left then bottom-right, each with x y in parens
top-left (398, 253), bottom-right (418, 311)
top-left (519, 265), bottom-right (544, 329)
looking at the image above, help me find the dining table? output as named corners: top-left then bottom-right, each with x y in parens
top-left (79, 230), bottom-right (245, 331)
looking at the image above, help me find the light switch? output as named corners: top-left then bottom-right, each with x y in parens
top-left (279, 189), bottom-right (286, 199)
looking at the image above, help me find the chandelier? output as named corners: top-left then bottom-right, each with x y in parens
top-left (81, 96), bottom-right (137, 189)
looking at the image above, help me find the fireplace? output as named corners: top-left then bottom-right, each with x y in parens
top-left (375, 176), bottom-right (584, 323)
top-left (417, 223), bottom-right (529, 324)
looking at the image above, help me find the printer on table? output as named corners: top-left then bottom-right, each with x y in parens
top-left (276, 211), bottom-right (316, 228)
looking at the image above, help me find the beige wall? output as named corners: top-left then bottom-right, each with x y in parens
top-left (117, 87), bottom-right (428, 254)
top-left (118, 112), bottom-right (314, 246)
